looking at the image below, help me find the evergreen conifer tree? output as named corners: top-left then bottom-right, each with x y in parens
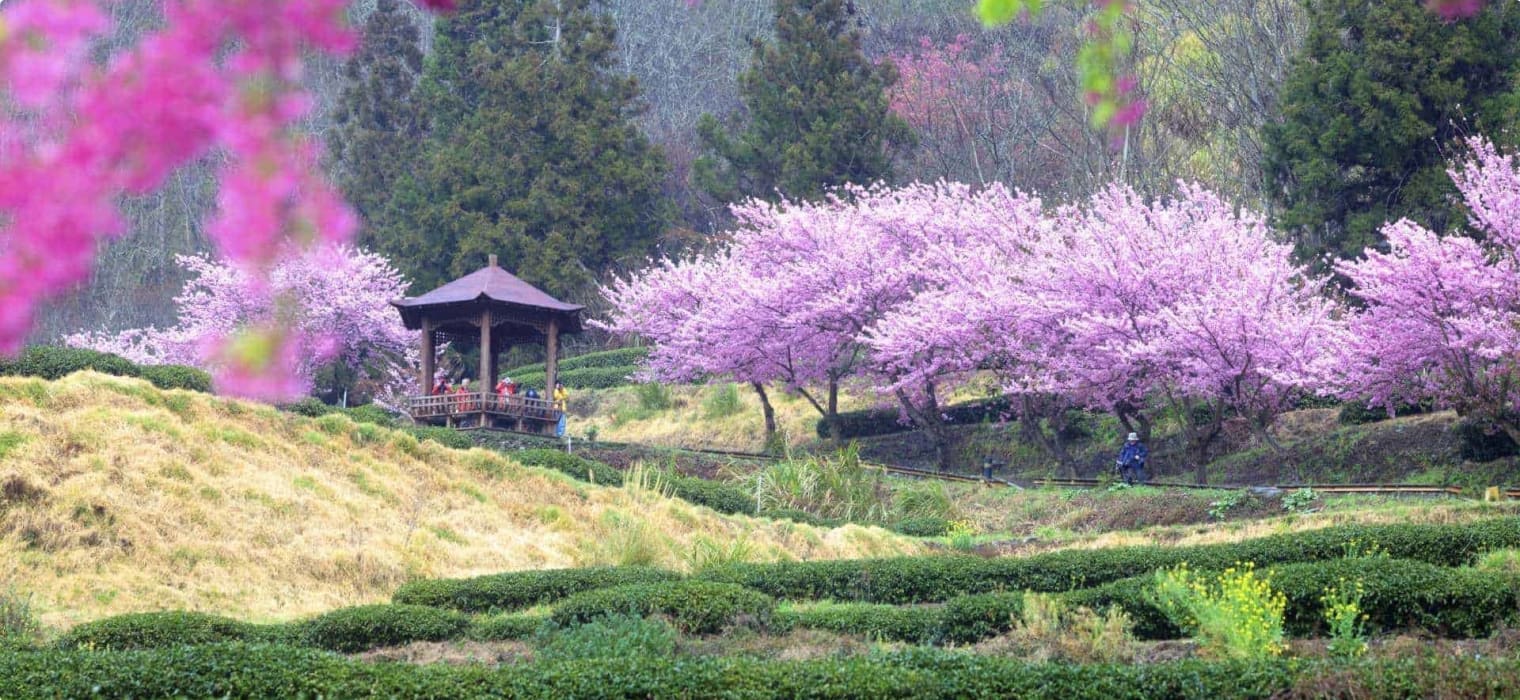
top-left (329, 0), bottom-right (429, 248)
top-left (695, 0), bottom-right (912, 204)
top-left (1265, 0), bottom-right (1520, 263)
top-left (379, 0), bottom-right (672, 297)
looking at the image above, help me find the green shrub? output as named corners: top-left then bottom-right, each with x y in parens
top-left (550, 580), bottom-right (774, 634)
top-left (759, 508), bottom-right (842, 528)
top-left (393, 566), bottom-right (680, 614)
top-left (343, 404), bottom-right (398, 428)
top-left (56, 612), bottom-right (260, 651)
top-left (750, 446), bottom-right (892, 525)
top-left (513, 449), bottom-right (625, 486)
top-left (670, 475), bottom-right (756, 515)
top-left (0, 587), bottom-right (41, 647)
top-left (138, 365), bottom-right (213, 393)
top-left (1337, 400), bottom-right (1432, 425)
top-left (891, 516), bottom-right (953, 537)
top-left (533, 614), bottom-right (678, 661)
top-left (701, 518), bottom-right (1520, 604)
top-left (939, 592), bottom-right (1025, 645)
top-left (1454, 417), bottom-right (1520, 462)
top-left (1069, 557), bottom-right (1520, 642)
top-left (8, 644), bottom-right (1520, 697)
top-left (283, 397), bottom-right (334, 418)
top-left (298, 604), bottom-right (468, 653)
top-left (512, 366), bottom-right (634, 390)
top-left (1, 346), bottom-right (140, 381)
top-left (506, 347), bottom-right (649, 376)
top-left (467, 614), bottom-right (545, 641)
top-left (774, 602), bottom-right (941, 644)
top-left (404, 425), bottom-right (474, 450)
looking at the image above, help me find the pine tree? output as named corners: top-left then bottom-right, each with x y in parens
top-left (1264, 0), bottom-right (1520, 263)
top-left (695, 0), bottom-right (912, 204)
top-left (380, 0), bottom-right (672, 297)
top-left (329, 0), bottom-right (428, 248)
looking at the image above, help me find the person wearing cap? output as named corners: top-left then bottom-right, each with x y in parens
top-left (1115, 432), bottom-right (1148, 485)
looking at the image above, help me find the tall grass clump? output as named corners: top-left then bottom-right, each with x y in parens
top-left (0, 587), bottom-right (41, 648)
top-left (1152, 562), bottom-right (1285, 660)
top-left (750, 445), bottom-right (892, 525)
top-left (701, 384), bottom-right (743, 419)
top-left (634, 383), bottom-right (674, 411)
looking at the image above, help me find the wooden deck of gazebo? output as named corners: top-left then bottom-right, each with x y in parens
top-left (391, 255), bottom-right (582, 435)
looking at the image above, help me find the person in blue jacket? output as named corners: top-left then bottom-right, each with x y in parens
top-left (1115, 432), bottom-right (1148, 485)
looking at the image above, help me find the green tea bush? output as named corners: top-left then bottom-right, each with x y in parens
top-left (773, 602), bottom-right (942, 644)
top-left (56, 612), bottom-right (261, 651)
top-left (533, 614), bottom-right (679, 661)
top-left (759, 508), bottom-right (843, 528)
top-left (343, 404), bottom-right (399, 428)
top-left (394, 566), bottom-right (680, 614)
top-left (669, 475), bottom-right (756, 515)
top-left (891, 516), bottom-right (953, 537)
top-left (512, 366), bottom-right (634, 390)
top-left (1069, 557), bottom-right (1520, 642)
top-left (506, 347), bottom-right (648, 376)
top-left (1336, 400), bottom-right (1432, 425)
top-left (298, 604), bottom-right (468, 653)
top-left (9, 644), bottom-right (1520, 698)
top-left (513, 449), bottom-right (625, 486)
top-left (283, 397), bottom-right (334, 418)
top-left (404, 425), bottom-right (474, 450)
top-left (0, 346), bottom-right (140, 381)
top-left (550, 580), bottom-right (774, 634)
top-left (467, 614), bottom-right (546, 641)
top-left (701, 518), bottom-right (1520, 604)
top-left (138, 364), bottom-right (213, 393)
top-left (938, 592), bottom-right (1025, 645)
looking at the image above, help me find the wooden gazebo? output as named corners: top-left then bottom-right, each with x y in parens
top-left (391, 255), bottom-right (583, 433)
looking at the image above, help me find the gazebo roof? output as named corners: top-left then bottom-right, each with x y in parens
top-left (391, 257), bottom-right (584, 334)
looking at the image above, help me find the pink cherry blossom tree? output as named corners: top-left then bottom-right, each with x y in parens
top-left (1333, 138), bottom-right (1520, 444)
top-left (0, 0), bottom-right (450, 400)
top-left (66, 245), bottom-right (415, 401)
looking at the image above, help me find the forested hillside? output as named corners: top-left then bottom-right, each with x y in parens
top-left (32, 0), bottom-right (1311, 343)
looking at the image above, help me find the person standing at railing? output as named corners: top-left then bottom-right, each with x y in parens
top-left (454, 378), bottom-right (471, 413)
top-left (524, 386), bottom-right (541, 419)
top-left (553, 382), bottom-right (569, 411)
top-left (494, 377), bottom-right (509, 410)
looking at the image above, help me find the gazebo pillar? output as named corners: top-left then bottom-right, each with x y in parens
top-left (419, 318), bottom-right (435, 394)
top-left (478, 308), bottom-right (493, 391)
top-left (545, 317), bottom-right (560, 396)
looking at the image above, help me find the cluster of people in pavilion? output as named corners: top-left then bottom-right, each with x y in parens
top-left (423, 375), bottom-right (568, 417)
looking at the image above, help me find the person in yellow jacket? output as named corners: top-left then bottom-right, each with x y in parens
top-left (553, 382), bottom-right (569, 411)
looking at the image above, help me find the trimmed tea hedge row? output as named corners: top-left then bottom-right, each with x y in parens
top-left (0, 346), bottom-right (211, 392)
top-left (773, 603), bottom-right (943, 644)
top-left (550, 580), bottom-right (774, 634)
top-left (57, 606), bottom-right (470, 654)
top-left (506, 347), bottom-right (649, 376)
top-left (701, 518), bottom-right (1520, 604)
top-left (1066, 556), bottom-right (1520, 641)
top-left (393, 566), bottom-right (680, 614)
top-left (512, 448), bottom-right (758, 515)
top-left (5, 644), bottom-right (1520, 698)
top-left (512, 366), bottom-right (634, 390)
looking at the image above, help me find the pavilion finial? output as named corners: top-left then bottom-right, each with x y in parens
top-left (488, 254), bottom-right (498, 268)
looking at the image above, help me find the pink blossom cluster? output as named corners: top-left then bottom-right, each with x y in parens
top-left (66, 246), bottom-right (416, 400)
top-left (0, 0), bottom-right (450, 399)
top-left (601, 177), bottom-right (1336, 454)
top-left (1332, 138), bottom-right (1520, 437)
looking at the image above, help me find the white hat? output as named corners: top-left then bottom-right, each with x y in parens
top-left (1126, 432), bottom-right (1139, 441)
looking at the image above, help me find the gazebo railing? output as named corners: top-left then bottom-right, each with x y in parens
top-left (407, 392), bottom-right (562, 422)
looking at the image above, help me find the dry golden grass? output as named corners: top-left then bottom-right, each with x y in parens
top-left (0, 373), bottom-right (922, 628)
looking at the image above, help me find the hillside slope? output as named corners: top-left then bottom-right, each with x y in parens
top-left (0, 373), bottom-right (919, 627)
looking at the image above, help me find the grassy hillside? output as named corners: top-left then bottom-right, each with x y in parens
top-left (0, 373), bottom-right (920, 628)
